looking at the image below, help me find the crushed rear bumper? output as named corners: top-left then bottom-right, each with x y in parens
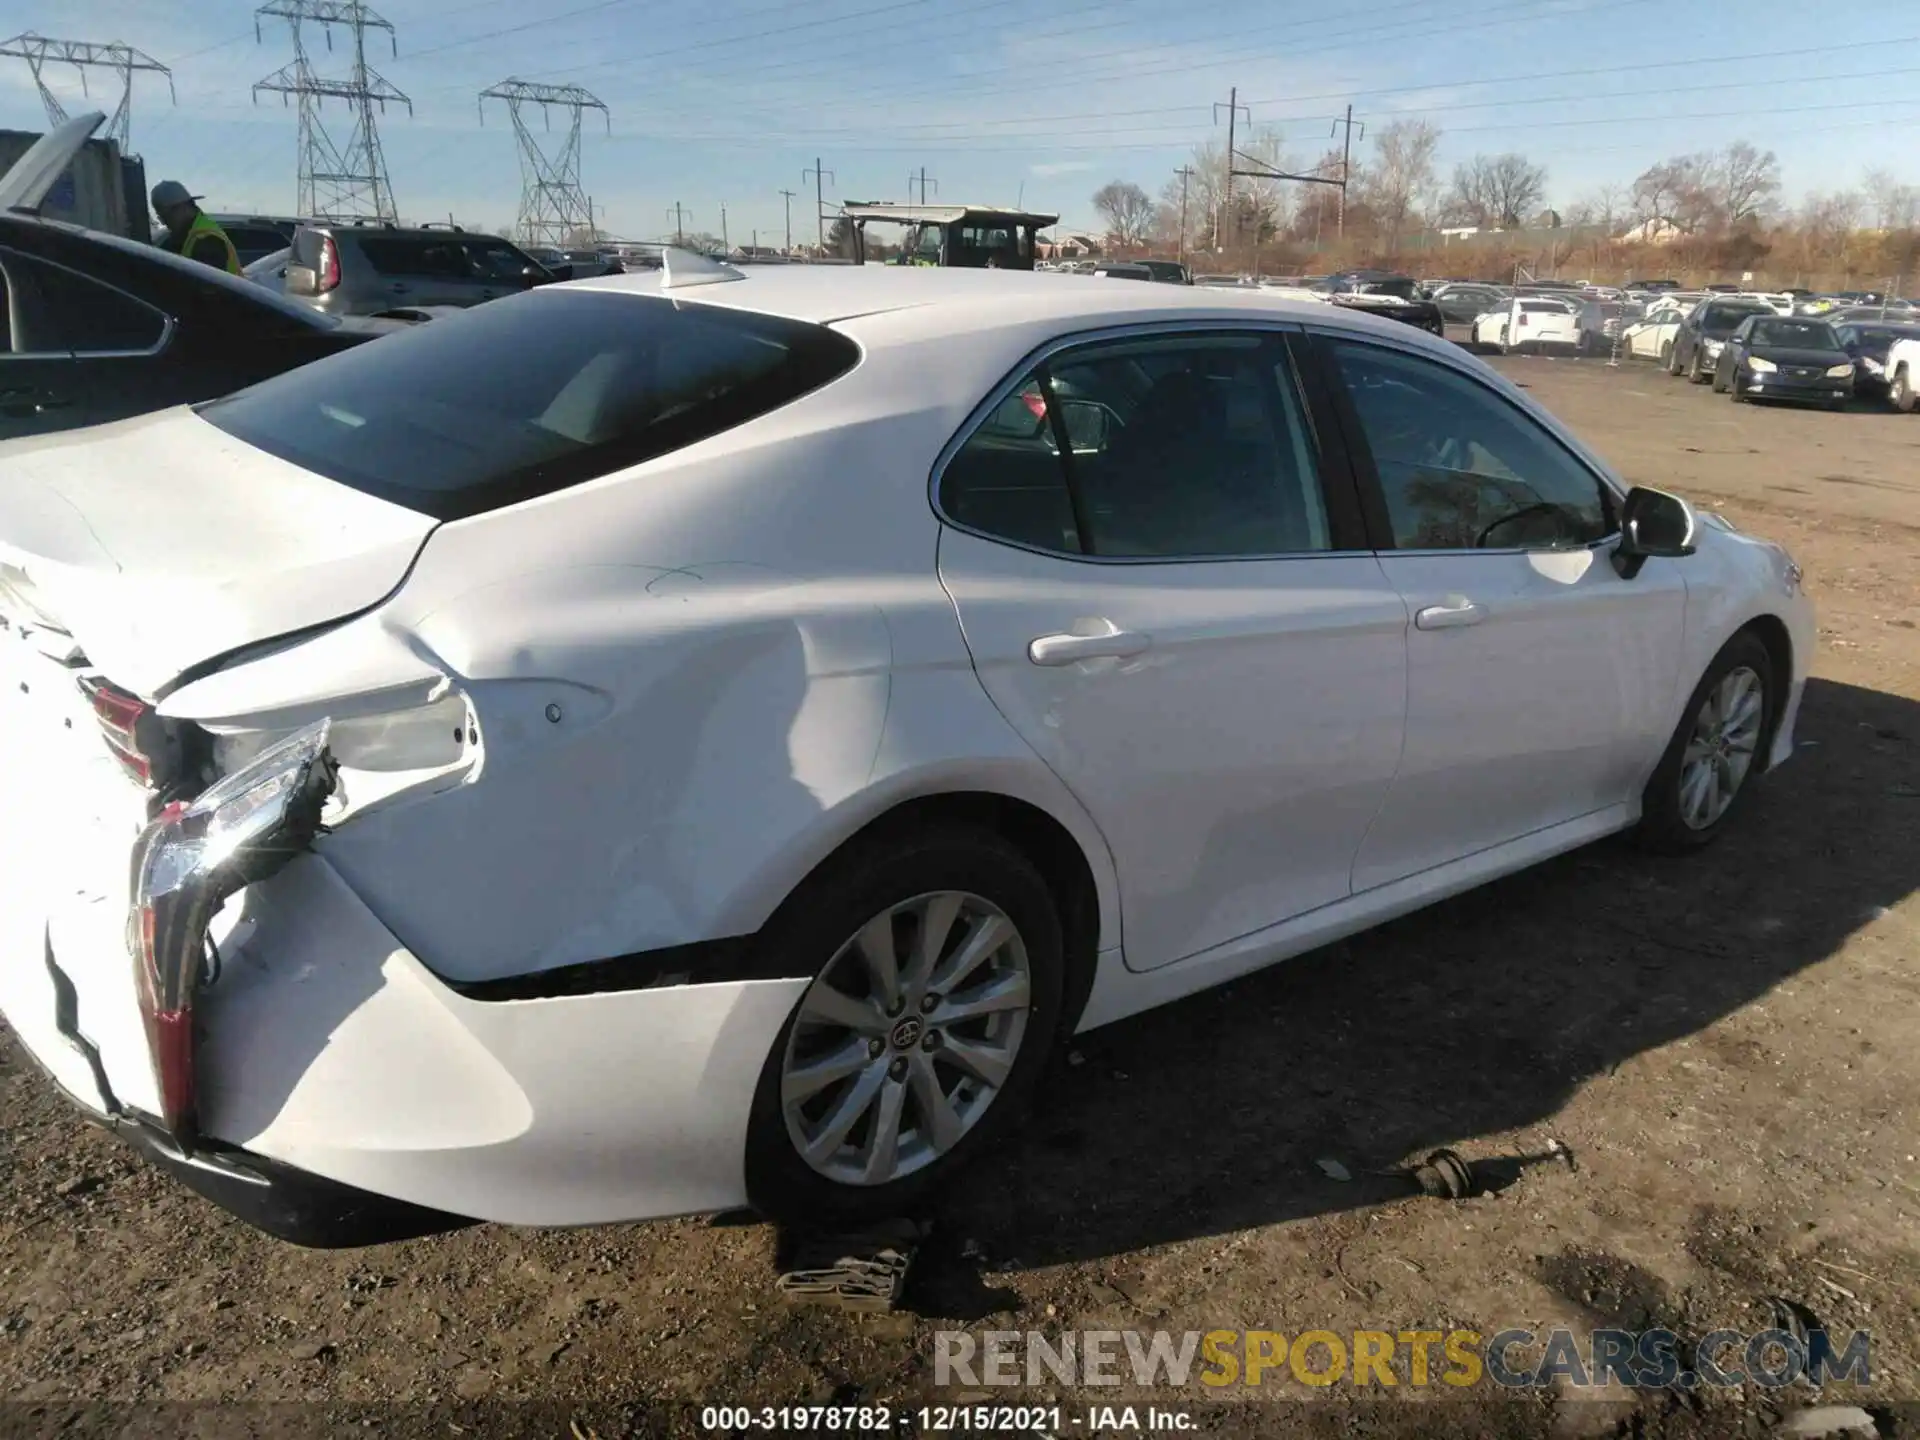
top-left (23, 937), bottom-right (474, 1248)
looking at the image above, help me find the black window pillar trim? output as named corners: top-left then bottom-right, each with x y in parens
top-left (1280, 329), bottom-right (1373, 554)
top-left (1292, 328), bottom-right (1399, 550)
top-left (1035, 359), bottom-right (1097, 556)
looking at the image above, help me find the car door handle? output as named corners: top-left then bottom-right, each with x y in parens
top-left (1414, 597), bottom-right (1486, 631)
top-left (1028, 630), bottom-right (1151, 666)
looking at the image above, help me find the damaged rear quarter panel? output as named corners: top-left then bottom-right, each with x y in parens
top-left (316, 560), bottom-right (896, 983)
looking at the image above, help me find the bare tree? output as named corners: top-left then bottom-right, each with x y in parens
top-left (1360, 118), bottom-right (1441, 254)
top-left (1863, 169), bottom-right (1920, 231)
top-left (1630, 154), bottom-right (1715, 234)
top-left (1092, 181), bottom-right (1156, 248)
top-left (1713, 141), bottom-right (1781, 225)
top-left (1445, 153), bottom-right (1547, 228)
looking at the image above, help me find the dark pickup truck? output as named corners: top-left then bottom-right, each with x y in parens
top-left (1322, 269), bottom-right (1447, 337)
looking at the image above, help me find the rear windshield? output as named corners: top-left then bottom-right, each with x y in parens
top-left (1701, 304), bottom-right (1772, 334)
top-left (198, 289), bottom-right (862, 521)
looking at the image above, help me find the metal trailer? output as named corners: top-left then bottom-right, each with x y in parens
top-left (0, 127), bottom-right (144, 240)
top-left (838, 202), bottom-right (1059, 270)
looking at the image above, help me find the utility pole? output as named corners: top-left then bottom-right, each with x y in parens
top-left (478, 78), bottom-right (608, 247)
top-left (908, 167), bottom-right (938, 205)
top-left (778, 186), bottom-right (797, 252)
top-left (1218, 87), bottom-right (1353, 259)
top-left (1213, 87), bottom-right (1247, 254)
top-left (0, 33), bottom-right (175, 153)
top-left (803, 158), bottom-right (834, 252)
top-left (254, 0), bottom-right (412, 222)
top-left (1335, 104), bottom-right (1364, 240)
top-left (721, 201), bottom-right (728, 254)
top-left (1173, 163), bottom-right (1196, 264)
top-left (667, 202), bottom-right (688, 244)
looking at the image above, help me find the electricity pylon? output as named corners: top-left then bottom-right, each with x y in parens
top-left (479, 79), bottom-right (609, 248)
top-left (253, 0), bottom-right (410, 222)
top-left (0, 33), bottom-right (175, 153)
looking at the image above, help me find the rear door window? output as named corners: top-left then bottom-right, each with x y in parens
top-left (357, 237), bottom-right (474, 279)
top-left (198, 290), bottom-right (861, 520)
top-left (0, 248), bottom-right (168, 355)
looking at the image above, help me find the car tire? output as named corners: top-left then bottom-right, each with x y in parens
top-left (1635, 631), bottom-right (1776, 855)
top-left (1729, 372), bottom-right (1745, 402)
top-left (742, 823), bottom-right (1067, 1227)
top-left (1664, 342), bottom-right (1680, 375)
top-left (1688, 350), bottom-right (1711, 384)
top-left (1893, 366), bottom-right (1917, 413)
top-left (1711, 367), bottom-right (1727, 393)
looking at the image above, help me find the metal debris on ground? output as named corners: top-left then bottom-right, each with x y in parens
top-left (1407, 1148), bottom-right (1477, 1199)
top-left (1773, 1404), bottom-right (1878, 1438)
top-left (776, 1219), bottom-right (927, 1313)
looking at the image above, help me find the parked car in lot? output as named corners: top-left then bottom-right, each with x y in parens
top-left (1885, 332), bottom-right (1920, 412)
top-left (1832, 320), bottom-right (1920, 401)
top-left (1472, 294), bottom-right (1581, 353)
top-left (207, 214), bottom-right (306, 268)
top-left (1090, 262), bottom-right (1153, 281)
top-left (1669, 295), bottom-right (1778, 382)
top-left (0, 169), bottom-right (396, 439)
top-left (1575, 299), bottom-right (1645, 355)
top-left (1712, 316), bottom-right (1855, 407)
top-left (1622, 294), bottom-right (1703, 363)
top-left (283, 221), bottom-right (559, 316)
top-left (1428, 282), bottom-right (1508, 326)
top-left (0, 256), bottom-right (1813, 1245)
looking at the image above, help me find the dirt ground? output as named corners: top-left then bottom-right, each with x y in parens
top-left (3, 352), bottom-right (1919, 1439)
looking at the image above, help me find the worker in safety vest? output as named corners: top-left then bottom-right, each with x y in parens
top-left (151, 181), bottom-right (241, 274)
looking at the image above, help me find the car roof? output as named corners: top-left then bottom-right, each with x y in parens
top-left (564, 263), bottom-right (1454, 351)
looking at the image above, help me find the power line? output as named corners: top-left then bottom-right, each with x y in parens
top-left (908, 167), bottom-right (938, 204)
top-left (803, 157), bottom-right (834, 252)
top-left (253, 0), bottom-right (411, 222)
top-left (479, 78), bottom-right (608, 245)
top-left (0, 33), bottom-right (176, 153)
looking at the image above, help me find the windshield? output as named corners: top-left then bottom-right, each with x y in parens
top-left (1749, 319), bottom-right (1841, 350)
top-left (199, 290), bottom-right (860, 521)
top-left (1701, 304), bottom-right (1772, 336)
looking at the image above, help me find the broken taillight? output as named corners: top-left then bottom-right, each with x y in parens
top-left (128, 723), bottom-right (336, 1142)
top-left (78, 675), bottom-right (162, 785)
top-left (320, 235), bottom-right (341, 292)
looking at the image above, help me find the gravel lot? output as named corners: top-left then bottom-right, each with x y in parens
top-left (3, 351), bottom-right (1918, 1438)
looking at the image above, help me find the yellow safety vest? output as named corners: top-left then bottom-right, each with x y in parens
top-left (171, 212), bottom-right (241, 275)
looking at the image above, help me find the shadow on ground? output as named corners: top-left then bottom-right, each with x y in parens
top-left (913, 676), bottom-right (1918, 1301)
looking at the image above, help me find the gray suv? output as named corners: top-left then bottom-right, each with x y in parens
top-left (284, 222), bottom-right (558, 316)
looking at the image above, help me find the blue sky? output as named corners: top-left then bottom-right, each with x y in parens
top-left (6, 0), bottom-right (1919, 242)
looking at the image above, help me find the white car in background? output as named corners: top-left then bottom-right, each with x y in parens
top-left (1888, 333), bottom-right (1920, 411)
top-left (1471, 295), bottom-right (1582, 353)
top-left (0, 256), bottom-right (1812, 1247)
top-left (1623, 294), bottom-right (1705, 363)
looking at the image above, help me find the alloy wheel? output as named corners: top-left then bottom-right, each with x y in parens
top-left (1678, 665), bottom-right (1764, 831)
top-left (780, 890), bottom-right (1033, 1186)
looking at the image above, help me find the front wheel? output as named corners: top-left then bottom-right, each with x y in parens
top-left (1663, 342), bottom-right (1680, 375)
top-left (1636, 632), bottom-right (1776, 853)
top-left (1711, 366), bottom-right (1727, 393)
top-left (743, 825), bottom-right (1066, 1226)
top-left (1893, 366), bottom-right (1916, 413)
top-left (1688, 350), bottom-right (1711, 384)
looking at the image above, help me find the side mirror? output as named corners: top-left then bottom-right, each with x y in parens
top-left (1612, 485), bottom-right (1696, 579)
top-left (1058, 399), bottom-right (1111, 453)
top-left (285, 264), bottom-right (319, 295)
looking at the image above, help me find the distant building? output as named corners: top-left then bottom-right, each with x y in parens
top-left (1037, 230), bottom-right (1101, 259)
top-left (1619, 217), bottom-right (1683, 245)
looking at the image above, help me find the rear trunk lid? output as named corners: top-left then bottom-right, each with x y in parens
top-left (0, 406), bottom-right (435, 698)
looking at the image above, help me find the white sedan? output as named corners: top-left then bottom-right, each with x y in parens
top-left (0, 256), bottom-right (1812, 1245)
top-left (1471, 295), bottom-right (1582, 352)
top-left (1622, 295), bottom-right (1704, 362)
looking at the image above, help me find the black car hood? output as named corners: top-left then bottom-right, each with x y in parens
top-left (1747, 346), bottom-right (1849, 367)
